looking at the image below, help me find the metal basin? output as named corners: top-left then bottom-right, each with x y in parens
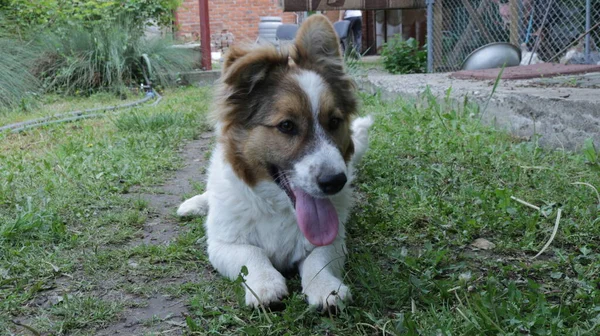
top-left (461, 42), bottom-right (521, 71)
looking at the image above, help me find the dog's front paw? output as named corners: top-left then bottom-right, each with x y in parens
top-left (177, 193), bottom-right (208, 217)
top-left (303, 279), bottom-right (351, 311)
top-left (244, 270), bottom-right (288, 308)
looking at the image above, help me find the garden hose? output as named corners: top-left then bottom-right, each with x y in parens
top-left (0, 90), bottom-right (159, 133)
top-left (1, 56), bottom-right (162, 134)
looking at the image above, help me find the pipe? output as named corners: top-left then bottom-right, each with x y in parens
top-left (426, 0), bottom-right (434, 73)
top-left (585, 0), bottom-right (591, 63)
top-left (199, 0), bottom-right (212, 70)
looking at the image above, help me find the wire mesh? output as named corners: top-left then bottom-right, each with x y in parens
top-left (430, 0), bottom-right (600, 72)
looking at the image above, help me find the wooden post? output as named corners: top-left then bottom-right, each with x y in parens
top-left (199, 0), bottom-right (212, 70)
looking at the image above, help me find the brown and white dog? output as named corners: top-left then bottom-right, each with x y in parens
top-left (177, 14), bottom-right (373, 310)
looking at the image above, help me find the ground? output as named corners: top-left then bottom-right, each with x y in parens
top-left (1, 86), bottom-right (600, 335)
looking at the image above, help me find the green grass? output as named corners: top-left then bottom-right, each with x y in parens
top-left (0, 91), bottom-right (149, 128)
top-left (2, 85), bottom-right (600, 335)
top-left (0, 86), bottom-right (211, 335)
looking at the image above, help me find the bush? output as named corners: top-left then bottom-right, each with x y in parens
top-left (0, 0), bottom-right (181, 36)
top-left (35, 17), bottom-right (196, 95)
top-left (381, 37), bottom-right (427, 74)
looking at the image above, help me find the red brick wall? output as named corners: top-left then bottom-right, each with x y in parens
top-left (175, 0), bottom-right (297, 44)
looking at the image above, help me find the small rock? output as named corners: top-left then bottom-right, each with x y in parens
top-left (49, 294), bottom-right (65, 306)
top-left (470, 238), bottom-right (495, 250)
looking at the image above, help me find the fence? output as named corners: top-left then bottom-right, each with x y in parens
top-left (427, 0), bottom-right (600, 72)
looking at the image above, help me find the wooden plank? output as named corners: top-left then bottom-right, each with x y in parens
top-left (282, 0), bottom-right (427, 11)
top-left (433, 0), bottom-right (444, 70)
top-left (509, 0), bottom-right (519, 45)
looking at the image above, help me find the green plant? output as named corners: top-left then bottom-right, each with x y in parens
top-left (0, 0), bottom-right (181, 37)
top-left (381, 37), bottom-right (427, 74)
top-left (0, 26), bottom-right (41, 109)
top-left (35, 17), bottom-right (195, 95)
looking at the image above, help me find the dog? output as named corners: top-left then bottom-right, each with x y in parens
top-left (177, 14), bottom-right (373, 310)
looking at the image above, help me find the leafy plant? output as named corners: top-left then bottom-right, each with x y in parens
top-left (0, 0), bottom-right (181, 36)
top-left (381, 37), bottom-right (427, 74)
top-left (583, 138), bottom-right (600, 172)
top-left (35, 17), bottom-right (196, 95)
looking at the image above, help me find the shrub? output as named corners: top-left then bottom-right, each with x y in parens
top-left (381, 37), bottom-right (427, 74)
top-left (35, 17), bottom-right (196, 95)
top-left (0, 27), bottom-right (41, 109)
top-left (0, 0), bottom-right (181, 36)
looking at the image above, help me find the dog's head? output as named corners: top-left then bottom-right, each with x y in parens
top-left (215, 14), bottom-right (357, 246)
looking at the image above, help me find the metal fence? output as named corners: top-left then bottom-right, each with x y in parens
top-left (427, 0), bottom-right (600, 72)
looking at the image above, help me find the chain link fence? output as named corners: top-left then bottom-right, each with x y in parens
top-left (428, 0), bottom-right (600, 72)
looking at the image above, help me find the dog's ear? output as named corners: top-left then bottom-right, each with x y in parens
top-left (221, 45), bottom-right (250, 73)
top-left (221, 45), bottom-right (288, 95)
top-left (292, 14), bottom-right (358, 117)
top-left (292, 14), bottom-right (342, 67)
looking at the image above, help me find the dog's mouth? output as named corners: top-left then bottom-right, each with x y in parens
top-left (269, 165), bottom-right (296, 206)
top-left (268, 164), bottom-right (339, 247)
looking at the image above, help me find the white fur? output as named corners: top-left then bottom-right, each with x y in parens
top-left (177, 193), bottom-right (209, 217)
top-left (294, 71), bottom-right (325, 115)
top-left (178, 110), bottom-right (373, 308)
top-left (292, 70), bottom-right (351, 197)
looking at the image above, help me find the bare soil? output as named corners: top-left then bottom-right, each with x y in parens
top-left (95, 135), bottom-right (213, 335)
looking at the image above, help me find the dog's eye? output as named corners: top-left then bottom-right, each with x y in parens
top-left (277, 120), bottom-right (297, 135)
top-left (329, 117), bottom-right (342, 131)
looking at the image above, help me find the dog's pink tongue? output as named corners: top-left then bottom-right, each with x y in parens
top-left (293, 188), bottom-right (339, 246)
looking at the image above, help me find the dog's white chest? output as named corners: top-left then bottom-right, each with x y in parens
top-left (205, 146), bottom-right (313, 270)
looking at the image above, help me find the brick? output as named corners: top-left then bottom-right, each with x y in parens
top-left (175, 0), bottom-right (319, 42)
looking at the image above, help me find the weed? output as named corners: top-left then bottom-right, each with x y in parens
top-left (381, 37), bottom-right (427, 74)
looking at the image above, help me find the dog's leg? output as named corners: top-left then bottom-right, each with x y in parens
top-left (208, 242), bottom-right (288, 308)
top-left (300, 242), bottom-right (351, 310)
top-left (176, 192), bottom-right (209, 216)
top-left (350, 115), bottom-right (374, 166)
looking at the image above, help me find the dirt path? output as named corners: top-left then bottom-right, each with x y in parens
top-left (94, 134), bottom-right (213, 336)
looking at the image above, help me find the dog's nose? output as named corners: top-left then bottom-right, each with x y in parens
top-left (317, 173), bottom-right (347, 195)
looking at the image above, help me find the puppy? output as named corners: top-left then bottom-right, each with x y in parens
top-left (177, 14), bottom-right (373, 310)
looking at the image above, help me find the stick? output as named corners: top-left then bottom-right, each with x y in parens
top-left (510, 196), bottom-right (541, 212)
top-left (547, 21), bottom-right (600, 63)
top-left (533, 208), bottom-right (562, 259)
top-left (528, 0), bottom-right (555, 65)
